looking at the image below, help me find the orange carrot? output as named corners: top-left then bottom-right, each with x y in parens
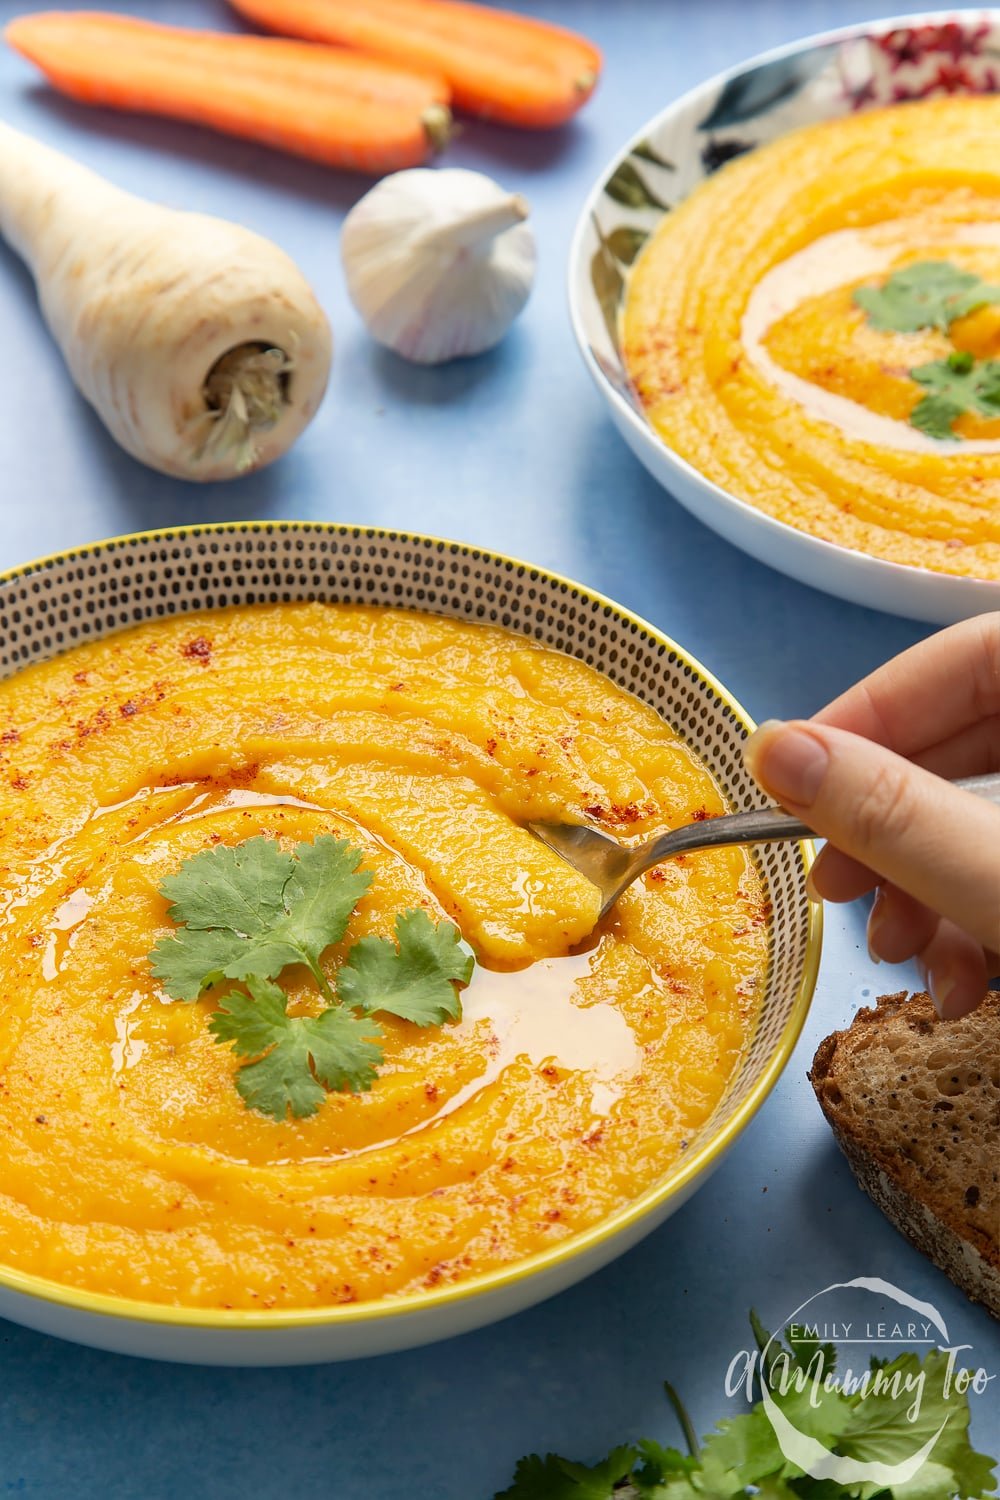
top-left (5, 11), bottom-right (452, 174)
top-left (226, 0), bottom-right (601, 129)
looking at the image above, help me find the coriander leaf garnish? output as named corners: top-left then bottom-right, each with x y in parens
top-left (853, 259), bottom-right (1000, 333)
top-left (495, 1314), bottom-right (999, 1500)
top-left (209, 976), bottom-right (384, 1121)
top-left (909, 350), bottom-right (1000, 439)
top-left (150, 835), bottom-right (475, 1120)
top-left (337, 908), bottom-right (474, 1026)
top-left (849, 259), bottom-right (1000, 440)
top-left (147, 925), bottom-right (240, 1004)
top-left (150, 834), bottom-right (372, 1003)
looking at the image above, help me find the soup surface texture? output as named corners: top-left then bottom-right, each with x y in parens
top-left (624, 94), bottom-right (1000, 579)
top-left (0, 604), bottom-right (767, 1309)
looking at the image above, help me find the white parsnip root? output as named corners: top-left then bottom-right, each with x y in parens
top-left (0, 122), bottom-right (332, 480)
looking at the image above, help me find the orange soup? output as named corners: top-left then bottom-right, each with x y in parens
top-left (0, 605), bottom-right (767, 1309)
top-left (625, 95), bottom-right (1000, 578)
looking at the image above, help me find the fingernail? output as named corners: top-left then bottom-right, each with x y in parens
top-left (866, 890), bottom-right (885, 965)
top-left (804, 868), bottom-right (823, 905)
top-left (744, 720), bottom-right (829, 808)
top-left (928, 970), bottom-right (954, 1018)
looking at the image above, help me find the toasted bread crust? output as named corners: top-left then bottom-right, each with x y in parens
top-left (810, 991), bottom-right (1000, 1320)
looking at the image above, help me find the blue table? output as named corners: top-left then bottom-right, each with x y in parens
top-left (0, 2), bottom-right (997, 1495)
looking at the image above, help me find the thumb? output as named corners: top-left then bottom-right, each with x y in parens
top-left (743, 719), bottom-right (1000, 953)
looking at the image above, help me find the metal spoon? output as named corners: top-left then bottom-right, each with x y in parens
top-left (529, 771), bottom-right (1000, 921)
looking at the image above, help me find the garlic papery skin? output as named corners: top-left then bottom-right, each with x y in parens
top-left (341, 167), bottom-right (536, 365)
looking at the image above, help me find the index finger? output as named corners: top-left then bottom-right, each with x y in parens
top-left (814, 613), bottom-right (1000, 757)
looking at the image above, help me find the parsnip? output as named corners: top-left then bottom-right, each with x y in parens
top-left (0, 122), bottom-right (332, 480)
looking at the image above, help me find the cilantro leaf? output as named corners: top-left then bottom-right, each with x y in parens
top-left (336, 908), bottom-right (474, 1025)
top-left (209, 976), bottom-right (384, 1121)
top-left (150, 835), bottom-right (477, 1119)
top-left (158, 834), bottom-right (292, 933)
top-left (634, 1440), bottom-right (699, 1482)
top-left (495, 1315), bottom-right (998, 1500)
top-left (787, 1331), bottom-right (839, 1383)
top-left (838, 1348), bottom-right (997, 1500)
top-left (208, 973), bottom-right (291, 1057)
top-left (496, 1448), bottom-right (640, 1500)
top-left (909, 351), bottom-right (1000, 439)
top-left (151, 835), bottom-right (372, 1001)
top-left (633, 1441), bottom-right (703, 1498)
top-left (700, 1408), bottom-right (784, 1488)
top-left (853, 260), bottom-right (1000, 333)
top-left (148, 925), bottom-right (241, 1003)
top-left (634, 1479), bottom-right (703, 1499)
top-left (276, 835), bottom-right (376, 977)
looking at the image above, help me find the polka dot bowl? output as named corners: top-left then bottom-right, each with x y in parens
top-left (0, 522), bottom-right (820, 1365)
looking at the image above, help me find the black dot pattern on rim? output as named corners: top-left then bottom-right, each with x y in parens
top-left (0, 523), bottom-right (813, 1150)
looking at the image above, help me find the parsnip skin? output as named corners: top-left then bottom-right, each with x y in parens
top-left (0, 122), bottom-right (332, 480)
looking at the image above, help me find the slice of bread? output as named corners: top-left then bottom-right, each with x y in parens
top-left (810, 990), bottom-right (999, 1319)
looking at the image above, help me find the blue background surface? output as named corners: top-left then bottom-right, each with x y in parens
top-left (0, 2), bottom-right (997, 1495)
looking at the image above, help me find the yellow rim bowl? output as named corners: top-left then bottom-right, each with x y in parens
top-left (0, 522), bottom-right (822, 1354)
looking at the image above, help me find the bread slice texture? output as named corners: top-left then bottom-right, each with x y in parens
top-left (810, 990), bottom-right (999, 1319)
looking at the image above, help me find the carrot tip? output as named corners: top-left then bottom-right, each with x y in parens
top-left (421, 102), bottom-right (453, 155)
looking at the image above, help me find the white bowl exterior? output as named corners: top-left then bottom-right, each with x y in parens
top-left (569, 9), bottom-right (1000, 624)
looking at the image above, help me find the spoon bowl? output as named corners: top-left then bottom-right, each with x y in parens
top-left (531, 770), bottom-right (1000, 922)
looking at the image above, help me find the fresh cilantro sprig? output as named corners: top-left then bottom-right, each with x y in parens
top-left (851, 261), bottom-right (1000, 440)
top-left (853, 261), bottom-right (1000, 334)
top-left (495, 1314), bottom-right (998, 1500)
top-left (909, 350), bottom-right (1000, 440)
top-left (150, 835), bottom-right (474, 1121)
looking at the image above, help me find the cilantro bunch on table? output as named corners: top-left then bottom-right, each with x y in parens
top-left (149, 835), bottom-right (474, 1121)
top-left (496, 1314), bottom-right (997, 1499)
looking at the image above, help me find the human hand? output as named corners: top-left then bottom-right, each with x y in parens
top-left (743, 614), bottom-right (1000, 1018)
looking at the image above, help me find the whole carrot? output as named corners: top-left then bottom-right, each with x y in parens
top-left (5, 12), bottom-right (452, 174)
top-left (226, 0), bottom-right (601, 129)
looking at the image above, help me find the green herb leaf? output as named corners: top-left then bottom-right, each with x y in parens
top-left (495, 1449), bottom-right (639, 1500)
top-left (699, 1408), bottom-right (785, 1489)
top-left (146, 926), bottom-right (241, 1004)
top-left (151, 835), bottom-right (475, 1119)
top-left (150, 834), bottom-right (372, 1001)
top-left (209, 975), bottom-right (384, 1121)
top-left (853, 260), bottom-right (1000, 333)
top-left (837, 1348), bottom-right (996, 1500)
top-left (496, 1316), bottom-right (999, 1500)
top-left (908, 350), bottom-right (1000, 439)
top-left (336, 908), bottom-right (474, 1025)
top-left (633, 1441), bottom-right (703, 1498)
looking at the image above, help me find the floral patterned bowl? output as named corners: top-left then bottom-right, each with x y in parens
top-left (569, 10), bottom-right (1000, 624)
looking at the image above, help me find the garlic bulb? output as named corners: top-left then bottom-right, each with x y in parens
top-left (340, 168), bottom-right (535, 365)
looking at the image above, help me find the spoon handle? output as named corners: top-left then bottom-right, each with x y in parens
top-left (641, 770), bottom-right (1000, 865)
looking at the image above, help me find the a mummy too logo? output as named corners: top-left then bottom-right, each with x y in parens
top-left (725, 1278), bottom-right (996, 1488)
